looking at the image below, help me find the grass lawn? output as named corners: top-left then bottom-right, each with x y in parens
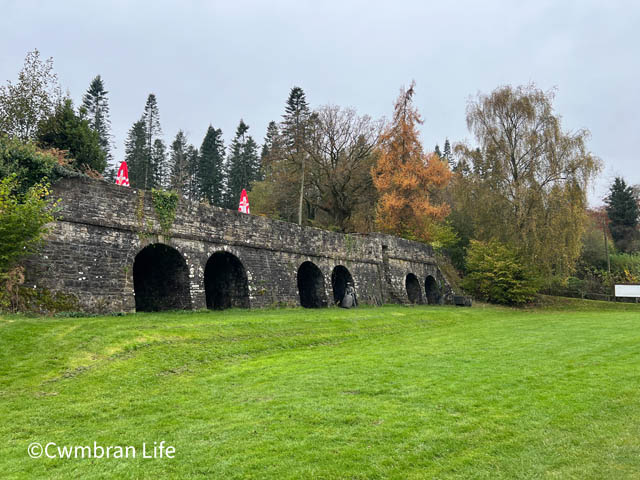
top-left (1, 299), bottom-right (639, 479)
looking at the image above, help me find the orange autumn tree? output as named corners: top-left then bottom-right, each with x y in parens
top-left (372, 82), bottom-right (452, 242)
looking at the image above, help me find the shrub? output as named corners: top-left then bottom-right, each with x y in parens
top-left (0, 134), bottom-right (62, 194)
top-left (0, 173), bottom-right (57, 311)
top-left (609, 253), bottom-right (640, 278)
top-left (0, 174), bottom-right (56, 272)
top-left (151, 188), bottom-right (179, 233)
top-left (462, 240), bottom-right (539, 305)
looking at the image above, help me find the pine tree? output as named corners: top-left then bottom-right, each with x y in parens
top-left (443, 138), bottom-right (454, 169)
top-left (169, 130), bottom-right (190, 196)
top-left (186, 144), bottom-right (199, 200)
top-left (198, 125), bottom-right (225, 206)
top-left (282, 87), bottom-right (311, 224)
top-left (260, 121), bottom-right (280, 169)
top-left (81, 75), bottom-right (113, 174)
top-left (141, 94), bottom-right (162, 189)
top-left (224, 120), bottom-right (261, 209)
top-left (434, 144), bottom-right (442, 157)
top-left (605, 177), bottom-right (639, 252)
top-left (124, 119), bottom-right (147, 188)
top-left (151, 139), bottom-right (167, 188)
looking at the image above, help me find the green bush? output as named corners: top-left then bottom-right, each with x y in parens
top-left (0, 173), bottom-right (58, 312)
top-left (0, 134), bottom-right (61, 194)
top-left (462, 240), bottom-right (539, 305)
top-left (0, 174), bottom-right (56, 272)
top-left (151, 188), bottom-right (179, 233)
top-left (609, 253), bottom-right (640, 278)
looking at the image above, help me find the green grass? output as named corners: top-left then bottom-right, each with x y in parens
top-left (1, 300), bottom-right (639, 479)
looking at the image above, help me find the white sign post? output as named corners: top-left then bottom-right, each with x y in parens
top-left (615, 284), bottom-right (640, 302)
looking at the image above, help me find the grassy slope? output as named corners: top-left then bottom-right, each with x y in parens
top-left (0, 300), bottom-right (639, 479)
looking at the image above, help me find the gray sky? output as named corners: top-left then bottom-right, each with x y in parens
top-left (2, 0), bottom-right (639, 206)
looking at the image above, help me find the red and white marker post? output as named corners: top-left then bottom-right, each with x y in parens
top-left (115, 161), bottom-right (130, 187)
top-left (238, 188), bottom-right (250, 214)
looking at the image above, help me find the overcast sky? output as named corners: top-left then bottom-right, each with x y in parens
top-left (2, 0), bottom-right (638, 206)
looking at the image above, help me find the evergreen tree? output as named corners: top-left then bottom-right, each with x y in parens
top-left (141, 94), bottom-right (162, 189)
top-left (124, 119), bottom-right (147, 188)
top-left (443, 138), bottom-right (453, 168)
top-left (434, 144), bottom-right (442, 157)
top-left (443, 138), bottom-right (451, 158)
top-left (605, 177), bottom-right (639, 252)
top-left (198, 125), bottom-right (225, 206)
top-left (260, 121), bottom-right (280, 168)
top-left (169, 130), bottom-right (190, 196)
top-left (37, 98), bottom-right (106, 173)
top-left (224, 120), bottom-right (261, 209)
top-left (81, 75), bottom-right (113, 174)
top-left (151, 139), bottom-right (167, 188)
top-left (282, 87), bottom-right (311, 224)
top-left (186, 144), bottom-right (199, 200)
top-left (249, 90), bottom-right (313, 223)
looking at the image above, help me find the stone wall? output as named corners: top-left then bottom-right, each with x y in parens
top-left (23, 177), bottom-right (455, 313)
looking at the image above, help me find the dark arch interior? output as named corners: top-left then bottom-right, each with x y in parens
top-left (425, 275), bottom-right (441, 305)
top-left (406, 273), bottom-right (422, 304)
top-left (133, 244), bottom-right (192, 312)
top-left (205, 252), bottom-right (249, 310)
top-left (331, 265), bottom-right (355, 305)
top-left (297, 261), bottom-right (327, 308)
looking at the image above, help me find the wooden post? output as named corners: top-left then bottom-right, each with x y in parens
top-left (603, 216), bottom-right (613, 301)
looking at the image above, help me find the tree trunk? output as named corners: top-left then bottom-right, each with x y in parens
top-left (297, 155), bottom-right (305, 225)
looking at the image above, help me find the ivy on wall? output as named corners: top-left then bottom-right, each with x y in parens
top-left (151, 189), bottom-right (179, 234)
top-left (345, 234), bottom-right (354, 256)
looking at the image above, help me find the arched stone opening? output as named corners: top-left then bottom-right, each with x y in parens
top-left (133, 243), bottom-right (191, 312)
top-left (405, 273), bottom-right (422, 304)
top-left (425, 275), bottom-right (441, 305)
top-left (331, 265), bottom-right (355, 305)
top-left (297, 261), bottom-right (327, 308)
top-left (204, 251), bottom-right (249, 310)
